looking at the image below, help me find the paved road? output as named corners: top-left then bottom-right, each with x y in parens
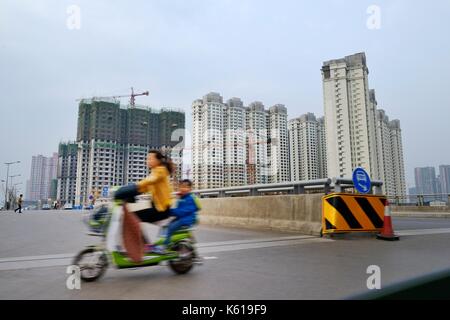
top-left (1, 210), bottom-right (450, 299)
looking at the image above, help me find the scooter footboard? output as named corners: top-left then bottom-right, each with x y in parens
top-left (111, 251), bottom-right (172, 268)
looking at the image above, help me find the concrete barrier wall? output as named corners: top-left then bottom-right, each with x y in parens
top-left (198, 194), bottom-right (323, 235)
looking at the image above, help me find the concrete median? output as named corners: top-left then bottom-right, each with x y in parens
top-left (197, 194), bottom-right (323, 235)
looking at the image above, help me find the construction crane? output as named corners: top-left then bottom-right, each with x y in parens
top-left (76, 87), bottom-right (149, 107)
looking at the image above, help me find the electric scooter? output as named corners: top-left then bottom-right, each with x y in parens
top-left (72, 187), bottom-right (199, 282)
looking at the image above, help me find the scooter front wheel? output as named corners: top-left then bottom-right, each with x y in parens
top-left (72, 248), bottom-right (109, 282)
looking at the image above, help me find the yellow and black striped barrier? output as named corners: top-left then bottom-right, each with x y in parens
top-left (322, 193), bottom-right (386, 234)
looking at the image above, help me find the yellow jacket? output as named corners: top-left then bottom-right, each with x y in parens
top-left (137, 166), bottom-right (173, 212)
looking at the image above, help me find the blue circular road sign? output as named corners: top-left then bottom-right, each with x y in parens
top-left (102, 186), bottom-right (109, 197)
top-left (352, 167), bottom-right (371, 194)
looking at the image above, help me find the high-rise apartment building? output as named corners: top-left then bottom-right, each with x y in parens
top-left (191, 98), bottom-right (204, 190)
top-left (414, 167), bottom-right (437, 202)
top-left (192, 92), bottom-right (289, 189)
top-left (317, 116), bottom-right (328, 179)
top-left (74, 99), bottom-right (185, 205)
top-left (268, 104), bottom-right (290, 183)
top-left (439, 165), bottom-right (450, 195)
top-left (224, 98), bottom-right (247, 187)
top-left (321, 52), bottom-right (378, 179)
top-left (375, 109), bottom-right (394, 195)
top-left (373, 91), bottom-right (406, 199)
top-left (27, 153), bottom-right (58, 202)
top-left (246, 101), bottom-right (269, 185)
top-left (389, 119), bottom-right (406, 198)
top-left (289, 113), bottom-right (327, 181)
top-left (322, 53), bottom-right (406, 197)
top-left (192, 93), bottom-right (226, 190)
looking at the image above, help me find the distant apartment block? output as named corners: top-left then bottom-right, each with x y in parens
top-left (375, 107), bottom-right (406, 197)
top-left (192, 93), bottom-right (226, 189)
top-left (27, 153), bottom-right (58, 202)
top-left (224, 97), bottom-right (247, 187)
top-left (412, 165), bottom-right (450, 203)
top-left (268, 104), bottom-right (290, 183)
top-left (246, 101), bottom-right (269, 185)
top-left (317, 116), bottom-right (328, 179)
top-left (388, 119), bottom-right (407, 198)
top-left (414, 167), bottom-right (438, 202)
top-left (289, 113), bottom-right (327, 181)
top-left (439, 165), bottom-right (450, 195)
top-left (414, 167), bottom-right (437, 194)
top-left (192, 92), bottom-right (290, 190)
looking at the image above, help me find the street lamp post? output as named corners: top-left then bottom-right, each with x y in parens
top-left (13, 182), bottom-right (22, 198)
top-left (1, 180), bottom-right (5, 208)
top-left (4, 161), bottom-right (20, 210)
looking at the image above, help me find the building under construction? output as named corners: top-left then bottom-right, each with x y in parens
top-left (56, 142), bottom-right (78, 205)
top-left (73, 99), bottom-right (185, 206)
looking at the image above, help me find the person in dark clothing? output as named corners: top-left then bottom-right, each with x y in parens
top-left (14, 194), bottom-right (23, 213)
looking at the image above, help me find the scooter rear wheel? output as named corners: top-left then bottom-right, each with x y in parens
top-left (72, 248), bottom-right (109, 282)
top-left (168, 242), bottom-right (194, 275)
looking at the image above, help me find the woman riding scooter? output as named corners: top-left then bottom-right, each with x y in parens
top-left (74, 150), bottom-right (199, 281)
top-left (114, 150), bottom-right (174, 249)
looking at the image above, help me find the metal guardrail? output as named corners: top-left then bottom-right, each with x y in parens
top-left (333, 177), bottom-right (383, 194)
top-left (193, 177), bottom-right (384, 198)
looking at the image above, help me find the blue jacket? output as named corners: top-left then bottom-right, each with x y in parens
top-left (170, 193), bottom-right (199, 226)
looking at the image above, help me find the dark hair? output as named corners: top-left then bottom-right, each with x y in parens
top-left (180, 179), bottom-right (192, 187)
top-left (149, 150), bottom-right (175, 175)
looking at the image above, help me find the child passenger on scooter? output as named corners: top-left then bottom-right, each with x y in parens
top-left (156, 179), bottom-right (199, 253)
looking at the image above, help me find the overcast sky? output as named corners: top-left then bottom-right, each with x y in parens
top-left (1, 0), bottom-right (450, 197)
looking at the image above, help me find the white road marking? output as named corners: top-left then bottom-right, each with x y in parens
top-left (396, 228), bottom-right (450, 236)
top-left (197, 235), bottom-right (317, 248)
top-left (0, 236), bottom-right (331, 271)
top-left (0, 253), bottom-right (73, 263)
top-left (198, 237), bottom-right (331, 255)
top-left (0, 258), bottom-right (72, 271)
